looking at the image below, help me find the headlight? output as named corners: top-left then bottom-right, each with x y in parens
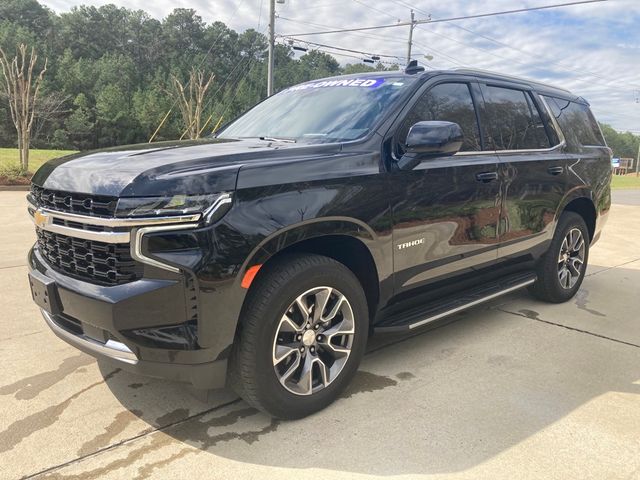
top-left (116, 193), bottom-right (232, 223)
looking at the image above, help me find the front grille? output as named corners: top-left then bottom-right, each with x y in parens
top-left (37, 229), bottom-right (142, 285)
top-left (30, 185), bottom-right (118, 217)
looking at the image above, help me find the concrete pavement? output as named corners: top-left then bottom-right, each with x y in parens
top-left (1, 190), bottom-right (640, 480)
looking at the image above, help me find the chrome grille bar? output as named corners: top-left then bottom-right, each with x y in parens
top-left (28, 204), bottom-right (202, 243)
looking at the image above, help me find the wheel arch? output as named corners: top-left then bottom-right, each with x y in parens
top-left (238, 219), bottom-right (382, 323)
top-left (557, 189), bottom-right (597, 242)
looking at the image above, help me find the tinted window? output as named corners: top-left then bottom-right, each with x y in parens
top-left (219, 76), bottom-right (415, 144)
top-left (398, 82), bottom-right (482, 152)
top-left (543, 96), bottom-right (605, 147)
top-left (484, 86), bottom-right (551, 150)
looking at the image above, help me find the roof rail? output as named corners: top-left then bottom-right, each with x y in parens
top-left (451, 68), bottom-right (572, 94)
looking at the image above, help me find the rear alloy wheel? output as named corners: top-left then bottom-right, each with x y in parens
top-left (557, 228), bottom-right (586, 290)
top-left (230, 254), bottom-right (368, 419)
top-left (529, 211), bottom-right (590, 303)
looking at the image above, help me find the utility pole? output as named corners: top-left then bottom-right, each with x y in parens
top-left (267, 0), bottom-right (276, 97)
top-left (406, 9), bottom-right (415, 65)
top-left (636, 141), bottom-right (639, 177)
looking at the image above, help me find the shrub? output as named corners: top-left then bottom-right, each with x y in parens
top-left (0, 162), bottom-right (29, 182)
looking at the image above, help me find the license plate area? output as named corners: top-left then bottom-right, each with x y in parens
top-left (28, 270), bottom-right (62, 315)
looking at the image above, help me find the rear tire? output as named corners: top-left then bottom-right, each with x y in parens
top-left (529, 212), bottom-right (589, 303)
top-left (230, 253), bottom-right (369, 419)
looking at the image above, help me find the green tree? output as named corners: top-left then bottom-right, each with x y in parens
top-left (0, 0), bottom-right (52, 36)
top-left (65, 93), bottom-right (93, 149)
top-left (600, 123), bottom-right (640, 159)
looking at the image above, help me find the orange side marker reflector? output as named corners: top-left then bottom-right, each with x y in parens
top-left (241, 264), bottom-right (262, 289)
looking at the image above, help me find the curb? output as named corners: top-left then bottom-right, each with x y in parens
top-left (0, 185), bottom-right (30, 191)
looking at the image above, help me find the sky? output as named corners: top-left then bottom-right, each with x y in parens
top-left (40, 0), bottom-right (640, 133)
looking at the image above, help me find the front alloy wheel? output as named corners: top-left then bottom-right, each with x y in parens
top-left (231, 253), bottom-right (368, 419)
top-left (273, 287), bottom-right (355, 396)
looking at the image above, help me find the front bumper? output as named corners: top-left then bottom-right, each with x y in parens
top-left (29, 247), bottom-right (228, 389)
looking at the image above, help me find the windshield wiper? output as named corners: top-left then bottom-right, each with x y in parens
top-left (258, 136), bottom-right (297, 143)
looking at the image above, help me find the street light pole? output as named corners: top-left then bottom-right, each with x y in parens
top-left (267, 0), bottom-right (276, 97)
top-left (406, 9), bottom-right (415, 65)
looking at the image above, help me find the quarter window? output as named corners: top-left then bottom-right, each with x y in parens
top-left (543, 96), bottom-right (605, 147)
top-left (484, 86), bottom-right (551, 151)
top-left (398, 82), bottom-right (482, 152)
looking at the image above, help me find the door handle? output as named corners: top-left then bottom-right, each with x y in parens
top-left (547, 166), bottom-right (564, 176)
top-left (475, 171), bottom-right (498, 183)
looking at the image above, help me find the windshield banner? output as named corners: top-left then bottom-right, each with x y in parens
top-left (286, 78), bottom-right (385, 92)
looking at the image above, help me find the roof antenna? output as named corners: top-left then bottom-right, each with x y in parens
top-left (405, 59), bottom-right (425, 75)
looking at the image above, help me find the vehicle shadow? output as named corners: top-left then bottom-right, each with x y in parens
top-left (101, 264), bottom-right (640, 476)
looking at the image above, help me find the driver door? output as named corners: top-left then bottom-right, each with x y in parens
top-left (388, 78), bottom-right (502, 294)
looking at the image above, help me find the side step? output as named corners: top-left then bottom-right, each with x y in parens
top-left (374, 272), bottom-right (537, 334)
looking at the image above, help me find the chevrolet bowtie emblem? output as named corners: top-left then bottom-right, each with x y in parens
top-left (33, 210), bottom-right (49, 228)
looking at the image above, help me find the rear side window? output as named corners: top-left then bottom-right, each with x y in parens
top-left (543, 96), bottom-right (605, 147)
top-left (483, 86), bottom-right (551, 151)
top-left (398, 82), bottom-right (482, 152)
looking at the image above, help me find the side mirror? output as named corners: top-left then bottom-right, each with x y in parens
top-left (397, 121), bottom-right (464, 170)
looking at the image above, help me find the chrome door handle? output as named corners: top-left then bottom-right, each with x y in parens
top-left (475, 172), bottom-right (498, 183)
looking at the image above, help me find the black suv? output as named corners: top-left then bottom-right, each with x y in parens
top-left (27, 66), bottom-right (611, 419)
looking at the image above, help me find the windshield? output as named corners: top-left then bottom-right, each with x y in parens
top-left (218, 76), bottom-right (415, 144)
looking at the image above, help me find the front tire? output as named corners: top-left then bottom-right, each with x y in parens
top-left (230, 254), bottom-right (369, 419)
top-left (529, 212), bottom-right (589, 303)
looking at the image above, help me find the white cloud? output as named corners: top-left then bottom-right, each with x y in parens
top-left (41, 0), bottom-right (640, 132)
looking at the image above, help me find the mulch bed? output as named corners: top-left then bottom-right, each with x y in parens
top-left (0, 174), bottom-right (32, 186)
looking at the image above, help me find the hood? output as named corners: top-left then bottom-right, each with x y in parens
top-left (32, 138), bottom-right (341, 197)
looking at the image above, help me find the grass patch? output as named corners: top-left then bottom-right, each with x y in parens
top-left (0, 148), bottom-right (77, 173)
top-left (0, 148), bottom-right (77, 185)
top-left (611, 175), bottom-right (640, 190)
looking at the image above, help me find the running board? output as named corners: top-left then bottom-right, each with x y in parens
top-left (374, 272), bottom-right (537, 334)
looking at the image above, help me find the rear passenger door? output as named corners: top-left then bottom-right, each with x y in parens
top-left (479, 81), bottom-right (566, 260)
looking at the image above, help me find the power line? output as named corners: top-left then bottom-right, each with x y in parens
top-left (278, 42), bottom-right (400, 65)
top-left (216, 57), bottom-right (262, 121)
top-left (444, 23), bottom-right (640, 90)
top-left (286, 0), bottom-right (611, 36)
top-left (279, 36), bottom-right (401, 59)
top-left (350, 0), bottom-right (402, 20)
top-left (280, 16), bottom-right (470, 68)
top-left (280, 15), bottom-right (472, 68)
top-left (195, 0), bottom-right (248, 70)
top-left (202, 25), bottom-right (270, 123)
top-left (395, 0), bottom-right (640, 90)
top-left (152, 3), bottom-right (266, 141)
top-left (278, 16), bottom-right (407, 45)
top-left (205, 1), bottom-right (266, 105)
top-left (410, 40), bottom-right (470, 68)
top-left (413, 24), bottom-right (640, 93)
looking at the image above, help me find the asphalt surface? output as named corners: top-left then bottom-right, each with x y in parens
top-left (612, 188), bottom-right (640, 206)
top-left (1, 190), bottom-right (640, 480)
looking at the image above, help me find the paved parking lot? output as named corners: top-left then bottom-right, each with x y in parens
top-left (1, 190), bottom-right (640, 480)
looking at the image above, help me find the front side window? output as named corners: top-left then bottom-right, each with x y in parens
top-left (397, 82), bottom-right (482, 152)
top-left (543, 96), bottom-right (605, 147)
top-left (218, 76), bottom-right (416, 144)
top-left (484, 86), bottom-right (551, 151)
